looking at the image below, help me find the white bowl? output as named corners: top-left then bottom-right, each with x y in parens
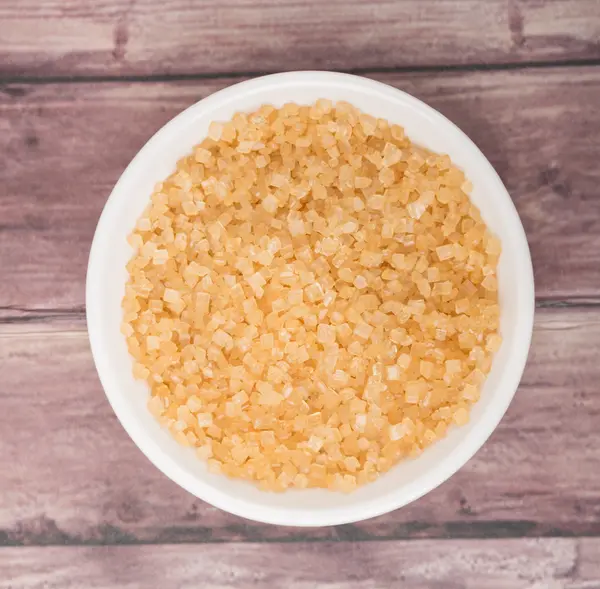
top-left (87, 71), bottom-right (534, 527)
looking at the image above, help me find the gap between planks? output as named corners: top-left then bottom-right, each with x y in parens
top-left (2, 298), bottom-right (600, 329)
top-left (2, 57), bottom-right (600, 87)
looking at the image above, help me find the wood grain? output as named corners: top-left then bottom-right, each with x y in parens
top-left (1, 0), bottom-right (599, 78)
top-left (1, 307), bottom-right (599, 545)
top-left (1, 539), bottom-right (599, 588)
top-left (1, 67), bottom-right (599, 315)
top-left (0, 0), bottom-right (598, 581)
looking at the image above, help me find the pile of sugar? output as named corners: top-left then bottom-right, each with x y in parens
top-left (122, 100), bottom-right (501, 492)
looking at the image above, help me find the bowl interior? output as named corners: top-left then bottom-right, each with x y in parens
top-left (87, 72), bottom-right (534, 526)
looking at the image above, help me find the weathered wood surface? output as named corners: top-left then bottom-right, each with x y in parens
top-left (1, 539), bottom-right (599, 588)
top-left (1, 308), bottom-right (598, 545)
top-left (1, 1), bottom-right (599, 582)
top-left (1, 0), bottom-right (599, 78)
top-left (1, 67), bottom-right (600, 316)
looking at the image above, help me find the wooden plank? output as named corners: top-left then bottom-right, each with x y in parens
top-left (1, 539), bottom-right (598, 588)
top-left (1, 67), bottom-right (600, 314)
top-left (1, 0), bottom-right (599, 78)
top-left (1, 307), bottom-right (599, 545)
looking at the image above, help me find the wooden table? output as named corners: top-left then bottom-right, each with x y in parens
top-left (2, 1), bottom-right (600, 587)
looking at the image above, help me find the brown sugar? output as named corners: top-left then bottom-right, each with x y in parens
top-left (122, 100), bottom-right (501, 492)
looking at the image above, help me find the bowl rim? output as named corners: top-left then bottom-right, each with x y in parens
top-left (87, 70), bottom-right (535, 527)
